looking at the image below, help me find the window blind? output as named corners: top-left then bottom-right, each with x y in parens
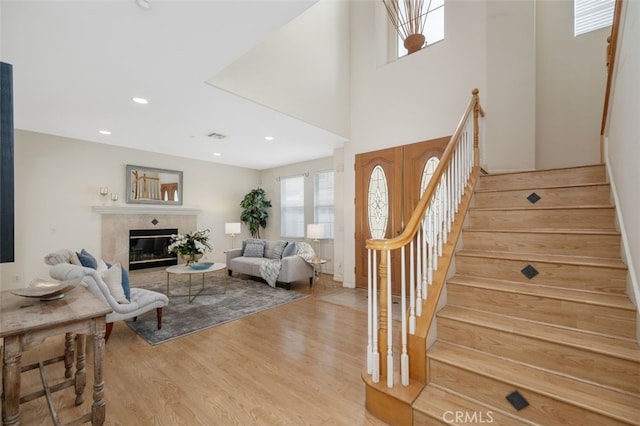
top-left (575, 0), bottom-right (614, 36)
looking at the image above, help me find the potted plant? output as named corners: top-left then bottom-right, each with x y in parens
top-left (240, 188), bottom-right (272, 238)
top-left (168, 229), bottom-right (212, 264)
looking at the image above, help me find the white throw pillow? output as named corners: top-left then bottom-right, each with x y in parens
top-left (101, 262), bottom-right (129, 304)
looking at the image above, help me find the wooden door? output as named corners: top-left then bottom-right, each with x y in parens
top-left (403, 137), bottom-right (449, 224)
top-left (354, 137), bottom-right (449, 295)
top-left (354, 147), bottom-right (403, 293)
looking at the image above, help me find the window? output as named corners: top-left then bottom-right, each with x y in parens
top-left (397, 0), bottom-right (445, 57)
top-left (574, 0), bottom-right (614, 36)
top-left (280, 175), bottom-right (305, 238)
top-left (314, 171), bottom-right (334, 239)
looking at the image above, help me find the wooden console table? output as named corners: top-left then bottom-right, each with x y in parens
top-left (0, 287), bottom-right (112, 425)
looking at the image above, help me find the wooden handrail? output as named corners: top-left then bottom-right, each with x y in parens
top-left (366, 89), bottom-right (483, 252)
top-left (600, 0), bottom-right (623, 161)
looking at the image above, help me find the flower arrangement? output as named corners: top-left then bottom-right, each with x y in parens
top-left (168, 229), bottom-right (212, 256)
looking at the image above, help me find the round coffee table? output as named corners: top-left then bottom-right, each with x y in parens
top-left (165, 263), bottom-right (226, 304)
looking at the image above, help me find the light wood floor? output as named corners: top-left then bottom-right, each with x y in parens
top-left (7, 274), bottom-right (386, 425)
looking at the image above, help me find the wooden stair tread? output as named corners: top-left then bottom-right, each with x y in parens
top-left (465, 228), bottom-right (621, 236)
top-left (438, 305), bottom-right (640, 361)
top-left (458, 249), bottom-right (627, 269)
top-left (414, 384), bottom-right (535, 426)
top-left (447, 275), bottom-right (636, 310)
top-left (481, 164), bottom-right (605, 178)
top-left (475, 182), bottom-right (609, 194)
top-left (428, 342), bottom-right (640, 424)
top-left (470, 205), bottom-right (615, 212)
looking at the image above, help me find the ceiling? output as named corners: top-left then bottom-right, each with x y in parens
top-left (1, 0), bottom-right (346, 170)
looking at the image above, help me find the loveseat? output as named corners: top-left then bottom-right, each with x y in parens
top-left (226, 239), bottom-right (314, 289)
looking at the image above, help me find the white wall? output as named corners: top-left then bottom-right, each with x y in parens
top-left (485, 0), bottom-right (536, 172)
top-left (535, 0), bottom-right (609, 168)
top-left (259, 155), bottom-right (336, 275)
top-left (2, 130), bottom-right (259, 291)
top-left (209, 0), bottom-right (351, 138)
top-left (344, 0), bottom-right (489, 287)
top-left (606, 0), bottom-right (640, 306)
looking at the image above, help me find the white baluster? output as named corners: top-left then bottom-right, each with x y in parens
top-left (415, 229), bottom-right (422, 316)
top-left (400, 246), bottom-right (409, 386)
top-left (372, 251), bottom-right (379, 383)
top-left (367, 249), bottom-right (373, 375)
top-left (421, 219), bottom-right (428, 298)
top-left (386, 250), bottom-right (394, 388)
top-left (409, 239), bottom-right (416, 334)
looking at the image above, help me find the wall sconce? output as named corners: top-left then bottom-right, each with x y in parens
top-left (306, 223), bottom-right (325, 261)
top-left (110, 193), bottom-right (119, 204)
top-left (100, 187), bottom-right (109, 204)
top-left (225, 222), bottom-right (241, 248)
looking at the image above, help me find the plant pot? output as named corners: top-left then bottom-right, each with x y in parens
top-left (404, 33), bottom-right (426, 54)
top-left (180, 253), bottom-right (203, 265)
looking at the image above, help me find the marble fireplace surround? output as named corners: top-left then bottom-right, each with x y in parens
top-left (93, 206), bottom-right (200, 270)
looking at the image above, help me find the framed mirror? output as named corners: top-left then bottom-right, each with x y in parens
top-left (125, 165), bottom-right (183, 205)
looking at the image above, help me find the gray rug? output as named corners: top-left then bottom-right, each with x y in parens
top-left (125, 275), bottom-right (308, 345)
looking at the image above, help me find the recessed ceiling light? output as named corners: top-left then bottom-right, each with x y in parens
top-left (265, 136), bottom-right (274, 141)
top-left (99, 130), bottom-right (111, 135)
top-left (132, 97), bottom-right (148, 104)
top-left (213, 152), bottom-right (222, 157)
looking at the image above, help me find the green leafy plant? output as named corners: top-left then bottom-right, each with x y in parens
top-left (240, 188), bottom-right (272, 238)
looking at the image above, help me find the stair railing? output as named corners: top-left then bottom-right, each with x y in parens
top-left (365, 89), bottom-right (484, 389)
top-left (600, 0), bottom-right (623, 161)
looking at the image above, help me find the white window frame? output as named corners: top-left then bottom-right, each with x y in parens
top-left (314, 170), bottom-right (334, 239)
top-left (396, 0), bottom-right (445, 58)
top-left (280, 175), bottom-right (305, 238)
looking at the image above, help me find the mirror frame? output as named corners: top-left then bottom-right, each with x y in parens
top-left (125, 164), bottom-right (183, 205)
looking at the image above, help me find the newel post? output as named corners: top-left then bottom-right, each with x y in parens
top-left (472, 88), bottom-right (481, 168)
top-left (378, 249), bottom-right (389, 381)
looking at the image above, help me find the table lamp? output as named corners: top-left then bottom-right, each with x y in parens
top-left (306, 223), bottom-right (325, 261)
top-left (225, 222), bottom-right (241, 249)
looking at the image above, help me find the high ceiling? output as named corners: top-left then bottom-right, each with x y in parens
top-left (1, 0), bottom-right (346, 170)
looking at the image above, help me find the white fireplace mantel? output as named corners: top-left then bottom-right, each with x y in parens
top-left (92, 205), bottom-right (202, 215)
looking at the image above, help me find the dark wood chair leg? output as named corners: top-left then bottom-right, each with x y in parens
top-left (227, 270), bottom-right (232, 277)
top-left (156, 307), bottom-right (163, 329)
top-left (105, 322), bottom-right (114, 343)
top-left (309, 277), bottom-right (313, 287)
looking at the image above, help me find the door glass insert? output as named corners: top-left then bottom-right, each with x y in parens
top-left (368, 165), bottom-right (389, 239)
top-left (420, 156), bottom-right (440, 195)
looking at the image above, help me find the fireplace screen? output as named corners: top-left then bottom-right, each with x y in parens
top-left (129, 228), bottom-right (178, 270)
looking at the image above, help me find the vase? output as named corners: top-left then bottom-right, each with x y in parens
top-left (404, 33), bottom-right (426, 54)
top-left (181, 253), bottom-right (203, 265)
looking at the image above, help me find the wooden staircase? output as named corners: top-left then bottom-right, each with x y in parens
top-left (412, 164), bottom-right (640, 425)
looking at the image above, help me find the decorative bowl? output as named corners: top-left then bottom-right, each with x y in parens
top-left (189, 262), bottom-right (214, 270)
top-left (11, 277), bottom-right (83, 301)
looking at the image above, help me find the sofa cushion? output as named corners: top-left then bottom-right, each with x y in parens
top-left (101, 262), bottom-right (129, 304)
top-left (264, 240), bottom-right (287, 260)
top-left (282, 242), bottom-right (296, 258)
top-left (77, 248), bottom-right (98, 269)
top-left (244, 242), bottom-right (265, 258)
top-left (241, 238), bottom-right (265, 256)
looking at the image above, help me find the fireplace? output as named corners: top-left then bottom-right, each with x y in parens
top-left (129, 228), bottom-right (177, 270)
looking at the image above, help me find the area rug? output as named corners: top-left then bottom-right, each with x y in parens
top-left (125, 275), bottom-right (308, 345)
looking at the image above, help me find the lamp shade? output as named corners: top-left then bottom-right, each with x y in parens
top-left (306, 223), bottom-right (325, 240)
top-left (225, 222), bottom-right (241, 235)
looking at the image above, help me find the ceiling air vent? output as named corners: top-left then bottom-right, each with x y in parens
top-left (207, 132), bottom-right (227, 140)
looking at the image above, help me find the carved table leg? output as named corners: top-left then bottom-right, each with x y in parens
top-left (74, 334), bottom-right (87, 405)
top-left (2, 336), bottom-right (21, 426)
top-left (91, 318), bottom-right (106, 425)
top-left (64, 332), bottom-right (75, 378)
